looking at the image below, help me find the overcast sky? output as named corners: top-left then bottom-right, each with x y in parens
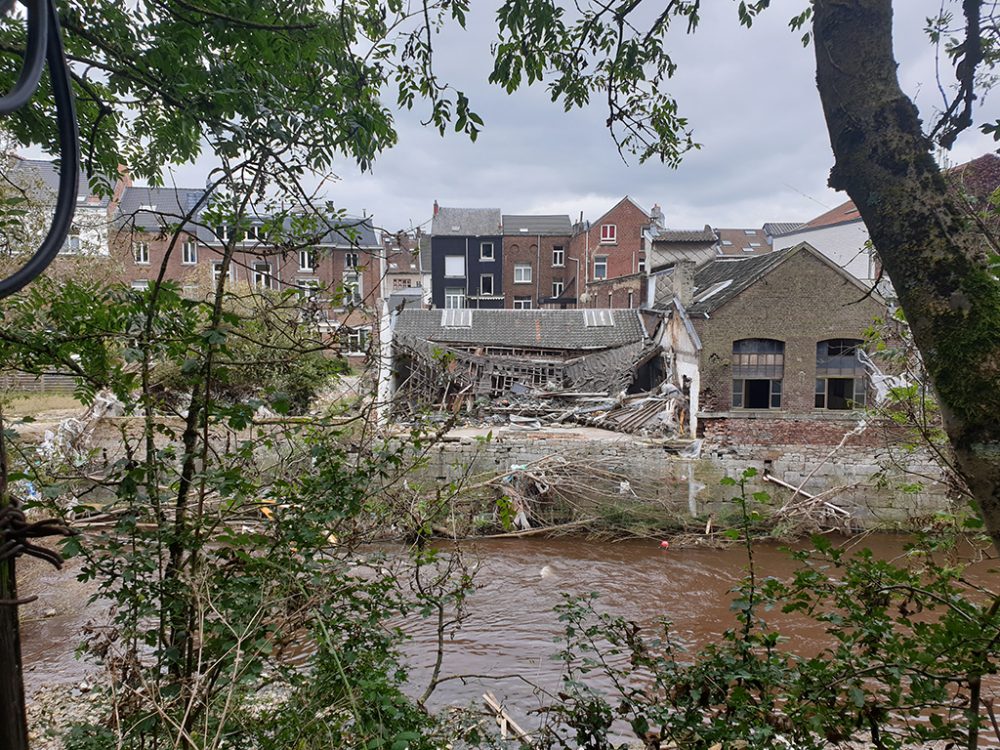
top-left (157, 2), bottom-right (1000, 235)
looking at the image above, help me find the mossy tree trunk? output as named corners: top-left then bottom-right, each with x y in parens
top-left (814, 0), bottom-right (1000, 548)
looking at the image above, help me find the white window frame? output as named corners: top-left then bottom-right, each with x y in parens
top-left (181, 240), bottom-right (198, 265)
top-left (480, 273), bottom-right (494, 296)
top-left (345, 251), bottom-right (359, 269)
top-left (211, 260), bottom-right (230, 286)
top-left (299, 248), bottom-right (317, 272)
top-left (131, 280), bottom-right (149, 291)
top-left (513, 264), bottom-right (532, 284)
top-left (513, 296), bottom-right (532, 310)
top-left (638, 255), bottom-right (646, 273)
top-left (444, 255), bottom-right (465, 278)
top-left (216, 225), bottom-right (229, 242)
top-left (594, 256), bottom-right (608, 279)
top-left (600, 224), bottom-right (617, 244)
top-left (343, 270), bottom-right (362, 305)
top-left (552, 246), bottom-right (565, 267)
top-left (133, 241), bottom-right (150, 265)
top-left (480, 242), bottom-right (495, 261)
top-left (345, 327), bottom-right (370, 353)
top-left (552, 280), bottom-right (564, 298)
top-left (252, 262), bottom-right (273, 290)
top-left (444, 287), bottom-right (465, 309)
top-left (298, 278), bottom-right (322, 300)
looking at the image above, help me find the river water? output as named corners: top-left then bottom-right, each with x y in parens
top-left (19, 534), bottom-right (1000, 733)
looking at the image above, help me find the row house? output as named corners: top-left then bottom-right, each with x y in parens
top-left (4, 156), bottom-right (127, 258)
top-left (429, 205), bottom-right (503, 309)
top-left (501, 214), bottom-right (576, 309)
top-left (427, 196), bottom-right (659, 310)
top-left (114, 186), bottom-right (384, 357)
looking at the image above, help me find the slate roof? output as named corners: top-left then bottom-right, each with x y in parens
top-left (502, 214), bottom-right (572, 235)
top-left (763, 222), bottom-right (803, 237)
top-left (116, 186), bottom-right (206, 230)
top-left (654, 225), bottom-right (716, 243)
top-left (417, 233), bottom-right (431, 273)
top-left (394, 308), bottom-right (646, 350)
top-left (686, 247), bottom-right (797, 316)
top-left (6, 157), bottom-right (112, 206)
top-left (432, 207), bottom-right (502, 236)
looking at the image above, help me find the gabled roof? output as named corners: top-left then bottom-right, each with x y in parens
top-left (394, 308), bottom-right (646, 350)
top-left (6, 157), bottom-right (112, 207)
top-left (502, 214), bottom-right (572, 235)
top-left (591, 196), bottom-right (650, 228)
top-left (685, 242), bottom-right (878, 317)
top-left (432, 207), bottom-right (502, 236)
top-left (795, 152), bottom-right (1000, 233)
top-left (798, 200), bottom-right (862, 231)
top-left (716, 227), bottom-right (771, 255)
top-left (654, 225), bottom-right (716, 243)
top-left (763, 222), bottom-right (803, 237)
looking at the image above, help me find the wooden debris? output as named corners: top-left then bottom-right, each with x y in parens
top-left (483, 691), bottom-right (533, 744)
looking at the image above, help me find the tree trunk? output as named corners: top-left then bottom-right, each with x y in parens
top-left (813, 0), bottom-right (1000, 549)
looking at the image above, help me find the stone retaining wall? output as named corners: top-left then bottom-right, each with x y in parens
top-left (418, 425), bottom-right (953, 530)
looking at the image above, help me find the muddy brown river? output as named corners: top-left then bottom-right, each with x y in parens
top-left (18, 534), bottom-right (1000, 723)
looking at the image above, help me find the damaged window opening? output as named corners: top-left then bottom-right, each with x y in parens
top-left (815, 338), bottom-right (867, 409)
top-left (731, 338), bottom-right (784, 409)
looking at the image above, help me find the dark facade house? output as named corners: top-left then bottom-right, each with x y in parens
top-left (430, 205), bottom-right (503, 309)
top-left (500, 214), bottom-right (575, 309)
top-left (652, 242), bottom-right (888, 442)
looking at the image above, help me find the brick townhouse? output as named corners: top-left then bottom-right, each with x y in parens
top-left (500, 214), bottom-right (576, 309)
top-left (113, 186), bottom-right (384, 356)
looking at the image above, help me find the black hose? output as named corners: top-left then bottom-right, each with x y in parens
top-left (0, 0), bottom-right (46, 114)
top-left (0, 0), bottom-right (79, 300)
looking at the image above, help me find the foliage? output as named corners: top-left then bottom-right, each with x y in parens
top-left (0, 0), bottom-right (481, 183)
top-left (1, 262), bottom-right (470, 748)
top-left (541, 470), bottom-right (1000, 749)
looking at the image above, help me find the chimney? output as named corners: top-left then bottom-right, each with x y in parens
top-left (671, 259), bottom-right (695, 308)
top-left (433, 200), bottom-right (439, 216)
top-left (650, 203), bottom-right (664, 229)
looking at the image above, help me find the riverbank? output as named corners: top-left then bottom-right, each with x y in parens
top-left (20, 533), bottom-right (997, 748)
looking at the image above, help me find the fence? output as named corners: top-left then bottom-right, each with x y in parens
top-left (0, 373), bottom-right (77, 393)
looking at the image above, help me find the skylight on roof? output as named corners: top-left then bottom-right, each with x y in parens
top-left (583, 309), bottom-right (615, 327)
top-left (441, 309), bottom-right (472, 328)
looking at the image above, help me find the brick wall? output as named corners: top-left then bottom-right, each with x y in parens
top-left (584, 273), bottom-right (646, 309)
top-left (569, 198), bottom-right (649, 285)
top-left (693, 250), bottom-right (886, 415)
top-left (501, 234), bottom-right (574, 307)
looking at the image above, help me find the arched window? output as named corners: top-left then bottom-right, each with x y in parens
top-left (815, 339), bottom-right (866, 409)
top-left (732, 339), bottom-right (784, 409)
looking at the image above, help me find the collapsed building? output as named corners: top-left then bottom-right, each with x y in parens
top-left (388, 308), bottom-right (690, 435)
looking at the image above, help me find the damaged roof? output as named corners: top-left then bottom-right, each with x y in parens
top-left (686, 247), bottom-right (798, 316)
top-left (432, 207), bottom-right (502, 236)
top-left (685, 243), bottom-right (877, 317)
top-left (395, 308), bottom-right (646, 350)
top-left (502, 214), bottom-right (572, 235)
